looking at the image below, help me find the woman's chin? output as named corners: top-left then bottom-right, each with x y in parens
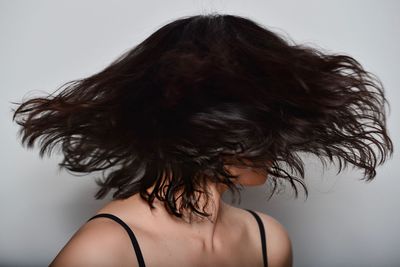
top-left (238, 175), bottom-right (268, 186)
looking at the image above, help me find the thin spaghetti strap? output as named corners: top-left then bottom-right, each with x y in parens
top-left (87, 213), bottom-right (146, 267)
top-left (245, 209), bottom-right (268, 267)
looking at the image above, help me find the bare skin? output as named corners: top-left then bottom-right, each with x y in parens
top-left (50, 163), bottom-right (293, 267)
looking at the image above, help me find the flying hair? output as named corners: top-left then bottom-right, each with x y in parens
top-left (11, 13), bottom-right (394, 219)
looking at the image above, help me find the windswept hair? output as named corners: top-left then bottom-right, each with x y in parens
top-left (11, 13), bottom-right (393, 219)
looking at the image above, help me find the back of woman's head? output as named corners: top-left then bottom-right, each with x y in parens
top-left (11, 13), bottom-right (394, 219)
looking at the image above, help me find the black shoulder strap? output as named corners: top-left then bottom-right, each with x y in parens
top-left (87, 213), bottom-right (146, 267)
top-left (245, 209), bottom-right (268, 267)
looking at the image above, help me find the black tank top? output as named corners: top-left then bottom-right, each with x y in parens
top-left (87, 208), bottom-right (268, 267)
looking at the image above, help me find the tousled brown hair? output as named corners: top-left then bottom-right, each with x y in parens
top-left (11, 13), bottom-right (394, 219)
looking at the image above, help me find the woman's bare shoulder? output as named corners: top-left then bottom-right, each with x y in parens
top-left (242, 209), bottom-right (293, 267)
top-left (49, 216), bottom-right (139, 267)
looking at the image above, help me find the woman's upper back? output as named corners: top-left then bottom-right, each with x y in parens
top-left (50, 196), bottom-right (292, 267)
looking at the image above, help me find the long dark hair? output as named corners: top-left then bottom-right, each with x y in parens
top-left (11, 13), bottom-right (394, 219)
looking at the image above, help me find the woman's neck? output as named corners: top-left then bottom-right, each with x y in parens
top-left (145, 179), bottom-right (229, 222)
top-left (143, 180), bottom-right (232, 252)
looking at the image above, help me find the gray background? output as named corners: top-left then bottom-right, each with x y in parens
top-left (1, 0), bottom-right (399, 266)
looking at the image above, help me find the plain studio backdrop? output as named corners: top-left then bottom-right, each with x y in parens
top-left (1, 1), bottom-right (399, 266)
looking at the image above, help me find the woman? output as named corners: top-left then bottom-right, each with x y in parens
top-left (12, 13), bottom-right (393, 267)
